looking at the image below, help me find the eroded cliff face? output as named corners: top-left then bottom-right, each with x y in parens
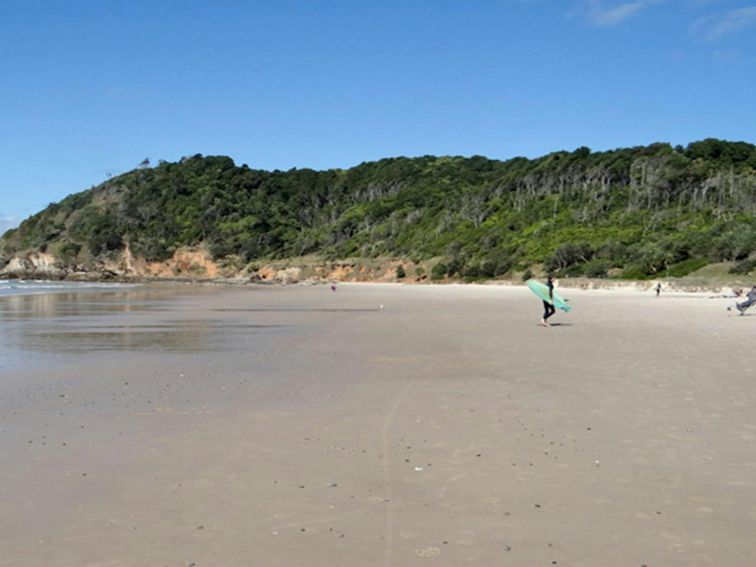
top-left (0, 247), bottom-right (218, 280)
top-left (0, 247), bottom-right (416, 284)
top-left (2, 253), bottom-right (63, 277)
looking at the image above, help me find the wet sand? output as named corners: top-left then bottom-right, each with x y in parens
top-left (1, 283), bottom-right (755, 566)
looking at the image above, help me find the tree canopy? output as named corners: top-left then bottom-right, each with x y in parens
top-left (2, 139), bottom-right (755, 279)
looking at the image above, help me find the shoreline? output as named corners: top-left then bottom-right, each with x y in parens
top-left (1, 271), bottom-right (751, 294)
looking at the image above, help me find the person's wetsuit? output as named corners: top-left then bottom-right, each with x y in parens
top-left (735, 288), bottom-right (756, 313)
top-left (543, 279), bottom-right (556, 321)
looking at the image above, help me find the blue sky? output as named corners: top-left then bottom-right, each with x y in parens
top-left (1, 0), bottom-right (755, 233)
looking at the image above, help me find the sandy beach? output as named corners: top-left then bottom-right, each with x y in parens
top-left (1, 283), bottom-right (755, 566)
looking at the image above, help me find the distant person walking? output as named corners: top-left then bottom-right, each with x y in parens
top-left (655, 283), bottom-right (662, 297)
top-left (729, 286), bottom-right (756, 316)
top-left (541, 275), bottom-right (557, 327)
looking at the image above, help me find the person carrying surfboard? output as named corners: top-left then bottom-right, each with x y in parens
top-left (541, 275), bottom-right (557, 327)
top-left (526, 277), bottom-right (571, 323)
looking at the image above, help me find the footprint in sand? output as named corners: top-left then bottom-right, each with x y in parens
top-left (415, 547), bottom-right (441, 557)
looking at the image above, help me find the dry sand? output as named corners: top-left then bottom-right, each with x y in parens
top-left (0, 283), bottom-right (755, 566)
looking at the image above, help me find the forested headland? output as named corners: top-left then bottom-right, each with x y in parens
top-left (2, 138), bottom-right (755, 281)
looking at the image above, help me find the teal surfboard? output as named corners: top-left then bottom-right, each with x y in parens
top-left (526, 280), bottom-right (571, 312)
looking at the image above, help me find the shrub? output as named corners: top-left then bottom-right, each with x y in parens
top-left (57, 241), bottom-right (82, 265)
top-left (480, 252), bottom-right (512, 278)
top-left (659, 258), bottom-right (708, 277)
top-left (446, 256), bottom-right (465, 277)
top-left (563, 264), bottom-right (585, 277)
top-left (431, 262), bottom-right (447, 280)
top-left (544, 242), bottom-right (594, 273)
top-left (132, 238), bottom-right (173, 262)
top-left (620, 265), bottom-right (652, 280)
top-left (584, 259), bottom-right (610, 278)
top-left (713, 225), bottom-right (756, 261)
top-left (730, 258), bottom-right (756, 275)
top-left (522, 268), bottom-right (534, 281)
top-left (627, 242), bottom-right (673, 275)
top-left (396, 264), bottom-right (406, 279)
top-left (462, 263), bottom-right (481, 278)
top-left (597, 241), bottom-right (628, 262)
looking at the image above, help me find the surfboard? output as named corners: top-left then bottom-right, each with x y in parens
top-left (526, 280), bottom-right (571, 312)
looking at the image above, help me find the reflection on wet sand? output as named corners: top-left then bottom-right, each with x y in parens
top-left (212, 308), bottom-right (380, 312)
top-left (20, 324), bottom-right (284, 354)
top-left (19, 329), bottom-right (214, 353)
top-left (0, 286), bottom-right (282, 360)
top-left (0, 290), bottom-right (173, 321)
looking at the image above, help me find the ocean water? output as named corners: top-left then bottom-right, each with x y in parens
top-left (0, 279), bottom-right (136, 297)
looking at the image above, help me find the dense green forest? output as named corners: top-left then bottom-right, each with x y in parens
top-left (2, 138), bottom-right (756, 279)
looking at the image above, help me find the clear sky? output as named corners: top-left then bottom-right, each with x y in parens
top-left (1, 0), bottom-right (755, 232)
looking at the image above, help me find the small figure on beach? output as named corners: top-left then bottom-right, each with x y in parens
top-left (655, 282), bottom-right (662, 297)
top-left (330, 283), bottom-right (337, 292)
top-left (728, 286), bottom-right (756, 316)
top-left (541, 275), bottom-right (556, 327)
